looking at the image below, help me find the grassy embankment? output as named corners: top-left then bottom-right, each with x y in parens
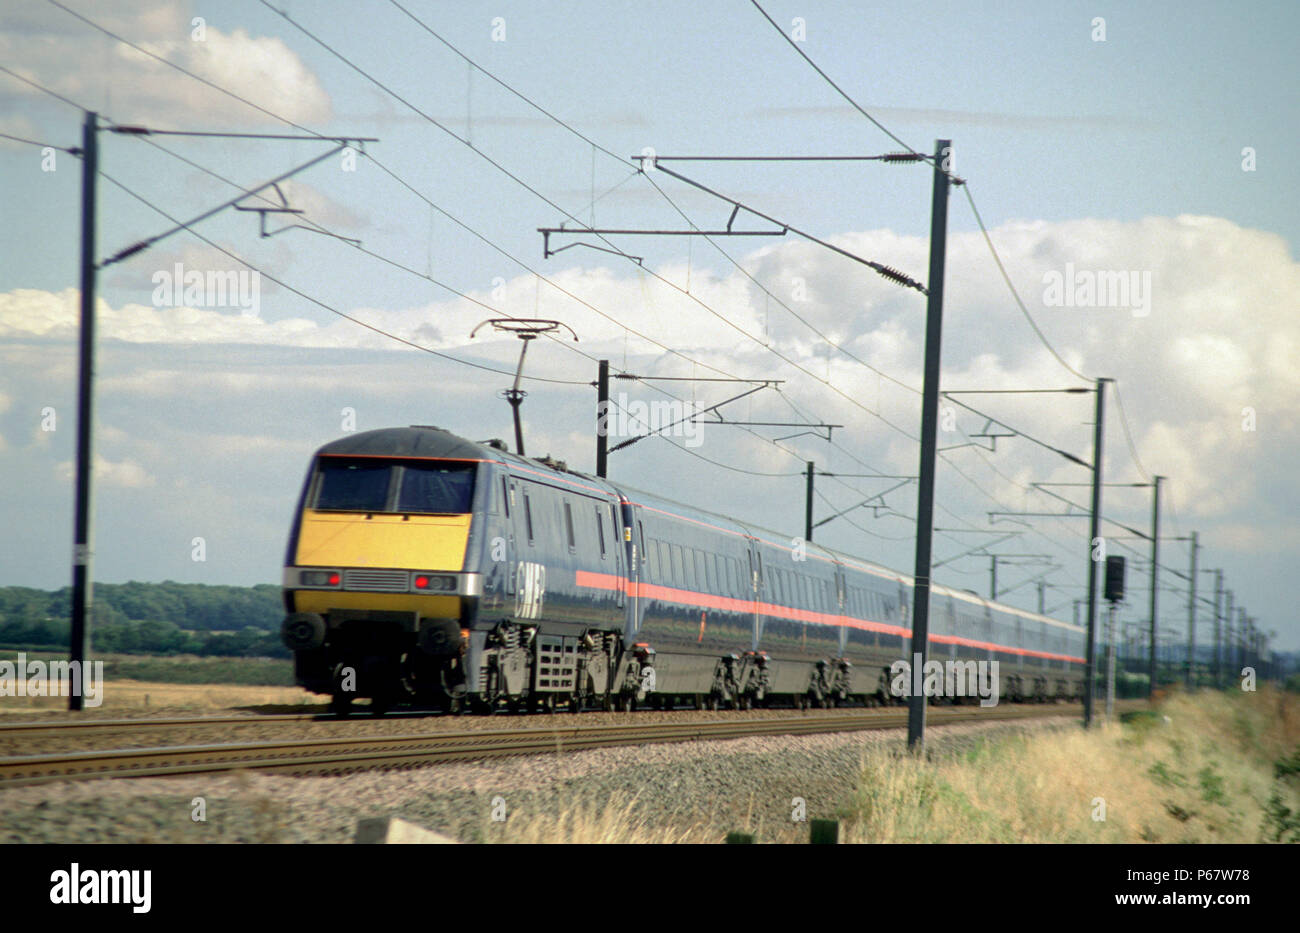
top-left (480, 689), bottom-right (1300, 843)
top-left (841, 687), bottom-right (1300, 843)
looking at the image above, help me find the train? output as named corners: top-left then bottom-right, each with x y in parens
top-left (280, 425), bottom-right (1087, 716)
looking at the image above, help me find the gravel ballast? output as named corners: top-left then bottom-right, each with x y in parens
top-left (0, 716), bottom-right (1075, 843)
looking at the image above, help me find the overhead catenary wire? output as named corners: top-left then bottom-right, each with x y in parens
top-left (1111, 380), bottom-right (1154, 483)
top-left (90, 89), bottom-right (852, 487)
top-left (259, 0), bottom-right (922, 446)
top-left (126, 135), bottom-right (603, 381)
top-left (63, 0), bottom-right (788, 402)
top-left (43, 0), bottom-right (1176, 625)
top-left (95, 170), bottom-right (588, 385)
top-left (53, 3), bottom-right (863, 501)
top-left (747, 0), bottom-right (928, 161)
top-left (381, 1), bottom-right (927, 405)
top-left (108, 158), bottom-right (849, 487)
top-left (0, 131), bottom-right (78, 152)
top-left (744, 1), bottom-right (1171, 590)
top-left (42, 0), bottom-right (1159, 521)
top-left (55, 0), bottom-right (932, 503)
top-left (0, 62), bottom-right (92, 113)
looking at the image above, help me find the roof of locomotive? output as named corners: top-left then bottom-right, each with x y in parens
top-left (314, 425), bottom-right (499, 461)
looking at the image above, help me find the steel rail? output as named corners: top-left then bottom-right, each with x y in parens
top-left (0, 702), bottom-right (1140, 787)
top-left (0, 713), bottom-right (321, 737)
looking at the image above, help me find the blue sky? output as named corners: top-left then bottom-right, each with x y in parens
top-left (1, 0), bottom-right (1296, 652)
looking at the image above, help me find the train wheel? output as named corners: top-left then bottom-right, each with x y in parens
top-left (370, 696), bottom-right (392, 718)
top-left (693, 694), bottom-right (706, 710)
top-left (569, 694), bottom-right (582, 714)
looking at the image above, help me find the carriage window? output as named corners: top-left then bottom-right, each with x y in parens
top-left (595, 507), bottom-right (606, 558)
top-left (523, 492), bottom-right (535, 545)
top-left (647, 538), bottom-right (659, 578)
top-left (563, 502), bottom-right (576, 550)
top-left (695, 550), bottom-right (708, 590)
top-left (671, 545), bottom-right (685, 585)
top-left (501, 477), bottom-right (510, 517)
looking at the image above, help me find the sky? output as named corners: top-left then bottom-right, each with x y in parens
top-left (0, 0), bottom-right (1296, 653)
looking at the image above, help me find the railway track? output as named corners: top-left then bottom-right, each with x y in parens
top-left (0, 701), bottom-right (1140, 788)
top-left (0, 713), bottom-right (320, 738)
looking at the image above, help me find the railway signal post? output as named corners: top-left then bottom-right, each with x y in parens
top-left (1103, 555), bottom-right (1125, 718)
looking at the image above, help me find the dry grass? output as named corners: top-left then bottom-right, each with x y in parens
top-left (0, 679), bottom-right (318, 714)
top-left (476, 689), bottom-right (1299, 844)
top-left (841, 687), bottom-right (1300, 844)
top-left (482, 793), bottom-right (715, 844)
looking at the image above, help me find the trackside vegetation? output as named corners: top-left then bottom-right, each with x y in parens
top-left (840, 687), bottom-right (1300, 844)
top-left (0, 582), bottom-right (284, 658)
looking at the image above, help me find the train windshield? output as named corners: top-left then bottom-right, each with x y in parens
top-left (397, 462), bottom-right (476, 514)
top-left (313, 458), bottom-right (476, 514)
top-left (315, 459), bottom-right (391, 511)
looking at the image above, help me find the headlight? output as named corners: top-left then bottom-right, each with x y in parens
top-left (411, 572), bottom-right (457, 592)
top-left (301, 569), bottom-right (341, 587)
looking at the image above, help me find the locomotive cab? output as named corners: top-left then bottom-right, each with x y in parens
top-left (281, 432), bottom-right (491, 715)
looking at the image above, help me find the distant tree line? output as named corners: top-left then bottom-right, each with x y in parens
top-left (0, 582), bottom-right (287, 658)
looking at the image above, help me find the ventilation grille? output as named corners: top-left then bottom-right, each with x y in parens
top-left (343, 569), bottom-right (409, 592)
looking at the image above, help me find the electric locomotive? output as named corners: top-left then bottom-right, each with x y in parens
top-left (280, 425), bottom-right (1086, 715)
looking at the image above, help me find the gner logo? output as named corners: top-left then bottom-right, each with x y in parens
top-left (515, 562), bottom-right (546, 619)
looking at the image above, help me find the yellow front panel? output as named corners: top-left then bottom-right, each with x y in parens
top-left (295, 509), bottom-right (472, 569)
top-left (292, 590), bottom-right (461, 617)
